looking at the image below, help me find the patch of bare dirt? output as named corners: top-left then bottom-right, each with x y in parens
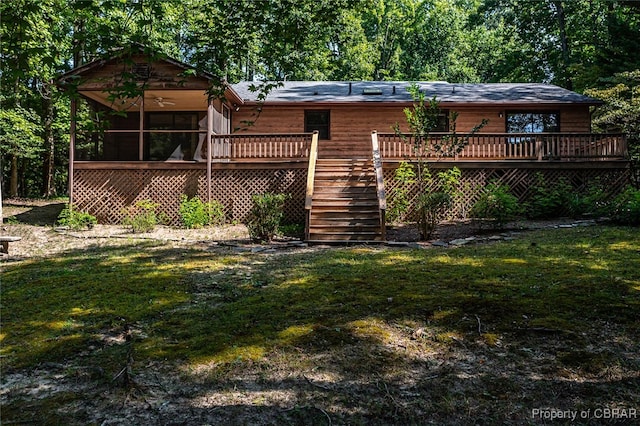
top-left (2, 198), bottom-right (596, 260)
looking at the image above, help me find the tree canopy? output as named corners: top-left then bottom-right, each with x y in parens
top-left (1, 0), bottom-right (639, 197)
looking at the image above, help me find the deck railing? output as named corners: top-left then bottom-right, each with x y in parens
top-left (305, 131), bottom-right (320, 241)
top-left (377, 133), bottom-right (627, 161)
top-left (211, 133), bottom-right (313, 160)
top-left (371, 131), bottom-right (387, 240)
top-left (94, 130), bottom-right (313, 161)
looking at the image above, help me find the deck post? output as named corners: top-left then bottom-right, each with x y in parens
top-left (207, 99), bottom-right (214, 203)
top-left (139, 95), bottom-right (145, 161)
top-left (536, 138), bottom-right (543, 161)
top-left (69, 98), bottom-right (76, 204)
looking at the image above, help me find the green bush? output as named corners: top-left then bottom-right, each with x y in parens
top-left (178, 195), bottom-right (225, 229)
top-left (121, 200), bottom-right (165, 233)
top-left (246, 193), bottom-right (289, 242)
top-left (526, 173), bottom-right (572, 219)
top-left (387, 161), bottom-right (416, 224)
top-left (608, 186), bottom-right (640, 226)
top-left (278, 223), bottom-right (304, 239)
top-left (470, 182), bottom-right (521, 226)
top-left (417, 191), bottom-right (452, 239)
top-left (566, 180), bottom-right (609, 217)
top-left (415, 167), bottom-right (461, 239)
top-left (56, 204), bottom-right (97, 230)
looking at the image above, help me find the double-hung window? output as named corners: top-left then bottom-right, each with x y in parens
top-left (304, 110), bottom-right (330, 139)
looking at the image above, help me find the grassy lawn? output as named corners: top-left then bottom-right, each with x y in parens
top-left (2, 226), bottom-right (639, 424)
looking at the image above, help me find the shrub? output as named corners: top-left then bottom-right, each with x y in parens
top-left (566, 180), bottom-right (609, 218)
top-left (415, 167), bottom-right (461, 239)
top-left (246, 193), bottom-right (289, 242)
top-left (178, 195), bottom-right (225, 229)
top-left (387, 161), bottom-right (416, 224)
top-left (278, 223), bottom-right (304, 239)
top-left (470, 182), bottom-right (521, 226)
top-left (417, 191), bottom-right (452, 239)
top-left (608, 186), bottom-right (640, 226)
top-left (121, 200), bottom-right (165, 233)
top-left (526, 173), bottom-right (572, 219)
top-left (57, 204), bottom-right (97, 230)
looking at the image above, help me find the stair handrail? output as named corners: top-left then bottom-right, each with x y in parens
top-left (304, 131), bottom-right (319, 241)
top-left (371, 131), bottom-right (387, 240)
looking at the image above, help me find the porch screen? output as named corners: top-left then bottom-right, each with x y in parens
top-left (148, 113), bottom-right (199, 161)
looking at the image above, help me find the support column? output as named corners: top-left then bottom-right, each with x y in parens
top-left (207, 99), bottom-right (214, 203)
top-left (139, 95), bottom-right (145, 161)
top-left (69, 98), bottom-right (77, 205)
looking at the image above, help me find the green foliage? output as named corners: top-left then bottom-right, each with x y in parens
top-left (417, 167), bottom-right (462, 239)
top-left (608, 186), bottom-right (640, 226)
top-left (246, 193), bottom-right (289, 242)
top-left (0, 108), bottom-right (43, 159)
top-left (586, 70), bottom-right (640, 185)
top-left (178, 195), bottom-right (225, 229)
top-left (121, 200), bottom-right (166, 233)
top-left (56, 204), bottom-right (97, 230)
top-left (394, 84), bottom-right (483, 239)
top-left (470, 182), bottom-right (521, 226)
top-left (418, 191), bottom-right (452, 238)
top-left (278, 223), bottom-right (305, 239)
top-left (387, 161), bottom-right (416, 224)
top-left (526, 174), bottom-right (573, 219)
top-left (566, 180), bottom-right (609, 218)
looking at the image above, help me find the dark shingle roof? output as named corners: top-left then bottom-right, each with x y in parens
top-left (231, 81), bottom-right (600, 105)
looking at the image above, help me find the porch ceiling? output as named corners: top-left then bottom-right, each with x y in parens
top-left (81, 89), bottom-right (209, 112)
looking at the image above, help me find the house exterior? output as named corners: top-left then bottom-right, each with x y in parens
top-left (59, 49), bottom-right (629, 241)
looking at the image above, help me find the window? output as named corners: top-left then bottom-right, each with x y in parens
top-left (506, 112), bottom-right (559, 133)
top-left (434, 111), bottom-right (449, 132)
top-left (305, 110), bottom-right (330, 139)
top-left (147, 112), bottom-right (199, 160)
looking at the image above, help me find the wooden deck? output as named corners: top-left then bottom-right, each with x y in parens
top-left (376, 133), bottom-right (627, 162)
top-left (71, 132), bottom-right (629, 241)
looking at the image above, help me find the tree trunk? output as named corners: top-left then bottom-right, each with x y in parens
top-left (10, 155), bottom-right (19, 198)
top-left (554, 1), bottom-right (573, 90)
top-left (42, 83), bottom-right (56, 197)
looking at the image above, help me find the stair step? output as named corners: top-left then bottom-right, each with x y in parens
top-left (314, 182), bottom-right (376, 188)
top-left (313, 187), bottom-right (376, 194)
top-left (312, 202), bottom-right (379, 209)
top-left (308, 156), bottom-right (384, 242)
top-left (310, 211), bottom-right (380, 219)
top-left (307, 234), bottom-right (384, 242)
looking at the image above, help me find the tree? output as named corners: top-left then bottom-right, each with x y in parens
top-left (0, 108), bottom-right (43, 197)
top-left (394, 84), bottom-right (487, 239)
top-left (586, 70), bottom-right (640, 185)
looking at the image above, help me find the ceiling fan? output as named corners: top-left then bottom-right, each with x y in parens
top-left (153, 97), bottom-right (176, 107)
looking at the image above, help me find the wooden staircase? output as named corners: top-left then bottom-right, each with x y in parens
top-left (306, 158), bottom-right (385, 243)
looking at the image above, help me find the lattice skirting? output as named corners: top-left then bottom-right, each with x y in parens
top-left (383, 163), bottom-right (631, 221)
top-left (73, 167), bottom-right (306, 225)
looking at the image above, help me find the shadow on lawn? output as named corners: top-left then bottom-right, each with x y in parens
top-left (5, 200), bottom-right (66, 225)
top-left (2, 227), bottom-right (640, 424)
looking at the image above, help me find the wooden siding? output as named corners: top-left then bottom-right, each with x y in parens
top-left (233, 104), bottom-right (592, 159)
top-left (76, 54), bottom-right (210, 92)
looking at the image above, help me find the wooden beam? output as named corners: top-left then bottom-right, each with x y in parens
top-left (207, 100), bottom-right (214, 203)
top-left (139, 95), bottom-right (145, 161)
top-left (69, 98), bottom-right (77, 204)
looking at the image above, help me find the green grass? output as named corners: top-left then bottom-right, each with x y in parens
top-left (2, 226), bottom-right (639, 372)
top-left (2, 225), bottom-right (640, 423)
